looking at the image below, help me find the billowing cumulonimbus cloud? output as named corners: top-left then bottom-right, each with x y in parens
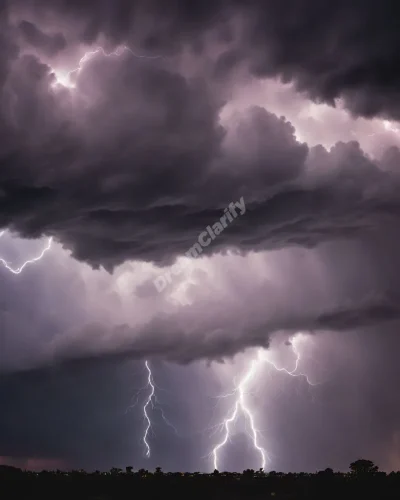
top-left (8, 0), bottom-right (400, 120)
top-left (1, 0), bottom-right (400, 371)
top-left (1, 23), bottom-right (400, 271)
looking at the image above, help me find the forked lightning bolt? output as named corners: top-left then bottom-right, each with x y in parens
top-left (261, 334), bottom-right (318, 387)
top-left (130, 360), bottom-right (177, 459)
top-left (0, 232), bottom-right (52, 274)
top-left (143, 360), bottom-right (156, 458)
top-left (211, 355), bottom-right (267, 471)
top-left (211, 333), bottom-right (317, 471)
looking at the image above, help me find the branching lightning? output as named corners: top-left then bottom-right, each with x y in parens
top-left (211, 355), bottom-right (267, 471)
top-left (210, 333), bottom-right (318, 471)
top-left (142, 360), bottom-right (155, 458)
top-left (261, 334), bottom-right (319, 387)
top-left (0, 233), bottom-right (53, 274)
top-left (127, 360), bottom-right (177, 459)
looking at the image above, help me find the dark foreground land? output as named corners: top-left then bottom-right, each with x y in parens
top-left (1, 459), bottom-right (399, 499)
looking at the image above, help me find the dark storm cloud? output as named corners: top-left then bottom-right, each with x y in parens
top-left (315, 296), bottom-right (400, 331)
top-left (9, 0), bottom-right (400, 120)
top-left (236, 0), bottom-right (400, 120)
top-left (2, 0), bottom-right (400, 376)
top-left (1, 30), bottom-right (400, 271)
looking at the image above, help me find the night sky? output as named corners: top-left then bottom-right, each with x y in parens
top-left (2, 0), bottom-right (400, 473)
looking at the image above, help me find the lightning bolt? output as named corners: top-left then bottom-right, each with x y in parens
top-left (53, 45), bottom-right (161, 89)
top-left (261, 334), bottom-right (318, 387)
top-left (142, 360), bottom-right (155, 458)
top-left (211, 355), bottom-right (267, 471)
top-left (210, 333), bottom-right (317, 471)
top-left (0, 232), bottom-right (53, 275)
top-left (126, 360), bottom-right (177, 459)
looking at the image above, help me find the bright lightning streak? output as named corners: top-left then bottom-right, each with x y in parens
top-left (136, 360), bottom-right (177, 459)
top-left (143, 360), bottom-right (155, 458)
top-left (211, 355), bottom-right (267, 471)
top-left (53, 45), bottom-right (161, 89)
top-left (0, 234), bottom-right (53, 275)
top-left (261, 334), bottom-right (319, 387)
top-left (211, 333), bottom-right (317, 471)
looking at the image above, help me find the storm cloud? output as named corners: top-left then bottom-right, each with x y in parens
top-left (3, 0), bottom-right (400, 474)
top-left (1, 35), bottom-right (400, 270)
top-left (8, 0), bottom-right (400, 118)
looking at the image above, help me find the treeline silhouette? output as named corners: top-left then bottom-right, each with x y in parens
top-left (1, 459), bottom-right (399, 499)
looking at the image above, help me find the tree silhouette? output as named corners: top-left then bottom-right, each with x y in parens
top-left (349, 459), bottom-right (379, 475)
top-left (0, 458), bottom-right (395, 499)
top-left (256, 468), bottom-right (266, 477)
top-left (243, 469), bottom-right (255, 479)
top-left (110, 467), bottom-right (122, 475)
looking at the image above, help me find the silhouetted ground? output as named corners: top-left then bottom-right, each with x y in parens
top-left (1, 459), bottom-right (399, 499)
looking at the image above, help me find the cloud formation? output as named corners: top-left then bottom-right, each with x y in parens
top-left (1, 0), bottom-right (400, 372)
top-left (1, 29), bottom-right (400, 271)
top-left (8, 0), bottom-right (400, 118)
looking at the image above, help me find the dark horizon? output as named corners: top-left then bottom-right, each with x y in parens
top-left (0, 459), bottom-right (397, 500)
